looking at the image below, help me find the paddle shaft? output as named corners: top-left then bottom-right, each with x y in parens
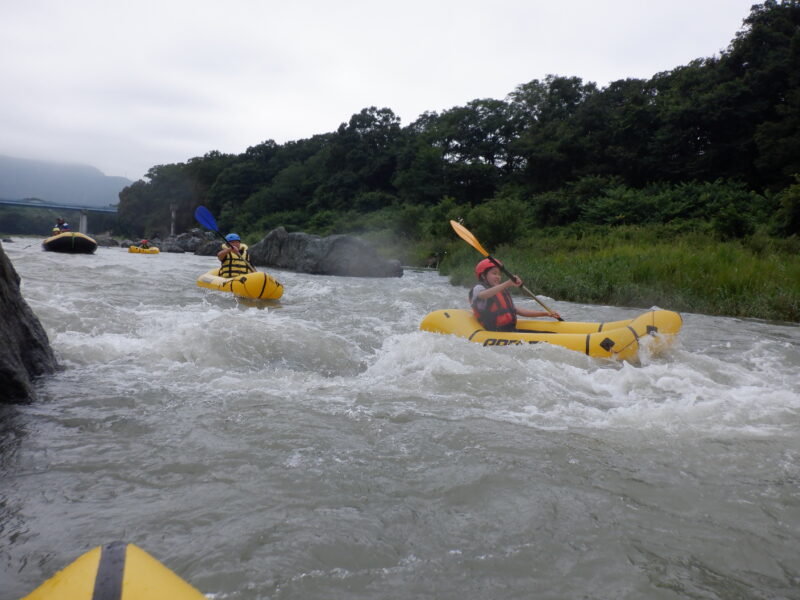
top-left (484, 255), bottom-right (561, 319)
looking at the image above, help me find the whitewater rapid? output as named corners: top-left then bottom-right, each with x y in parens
top-left (2, 240), bottom-right (798, 599)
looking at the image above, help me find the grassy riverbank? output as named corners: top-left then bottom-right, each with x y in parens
top-left (437, 225), bottom-right (800, 323)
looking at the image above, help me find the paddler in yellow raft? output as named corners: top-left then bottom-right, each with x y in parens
top-left (419, 219), bottom-right (682, 361)
top-left (194, 205), bottom-right (283, 300)
top-left (216, 232), bottom-right (255, 277)
top-left (471, 258), bottom-right (561, 330)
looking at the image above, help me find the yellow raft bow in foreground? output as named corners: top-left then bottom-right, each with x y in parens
top-left (21, 541), bottom-right (205, 600)
top-left (420, 308), bottom-right (682, 362)
top-left (197, 267), bottom-right (283, 300)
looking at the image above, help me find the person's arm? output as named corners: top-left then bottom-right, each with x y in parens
top-left (516, 307), bottom-right (561, 319)
top-left (217, 246), bottom-right (232, 261)
top-left (478, 275), bottom-right (561, 319)
top-left (474, 278), bottom-right (518, 300)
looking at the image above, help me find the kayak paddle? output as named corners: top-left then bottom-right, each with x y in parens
top-left (450, 219), bottom-right (562, 320)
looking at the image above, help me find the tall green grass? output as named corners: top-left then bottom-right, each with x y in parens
top-left (441, 225), bottom-right (800, 322)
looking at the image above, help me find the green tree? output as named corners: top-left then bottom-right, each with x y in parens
top-left (508, 75), bottom-right (598, 191)
top-left (465, 195), bottom-right (530, 249)
top-left (392, 136), bottom-right (446, 205)
top-left (322, 107), bottom-right (402, 195)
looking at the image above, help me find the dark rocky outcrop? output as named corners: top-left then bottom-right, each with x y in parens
top-left (171, 229), bottom-right (206, 252)
top-left (0, 243), bottom-right (57, 403)
top-left (248, 227), bottom-right (402, 278)
top-left (94, 235), bottom-right (120, 247)
top-left (158, 239), bottom-right (186, 253)
top-left (160, 229), bottom-right (216, 254)
top-left (194, 239), bottom-right (221, 256)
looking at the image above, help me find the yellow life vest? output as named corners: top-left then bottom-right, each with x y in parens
top-left (219, 242), bottom-right (252, 277)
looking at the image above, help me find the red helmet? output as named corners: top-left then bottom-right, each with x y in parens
top-left (475, 258), bottom-right (501, 279)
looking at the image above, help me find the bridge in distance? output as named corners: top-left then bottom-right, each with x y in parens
top-left (0, 198), bottom-right (117, 233)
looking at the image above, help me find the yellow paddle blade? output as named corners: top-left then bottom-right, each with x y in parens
top-left (450, 220), bottom-right (489, 257)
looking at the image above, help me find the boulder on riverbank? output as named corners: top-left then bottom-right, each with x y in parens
top-left (161, 229), bottom-right (218, 253)
top-left (248, 227), bottom-right (402, 278)
top-left (194, 239), bottom-right (222, 256)
top-left (0, 243), bottom-right (57, 403)
top-left (93, 235), bottom-right (120, 247)
top-left (157, 238), bottom-right (186, 253)
top-left (172, 229), bottom-right (212, 252)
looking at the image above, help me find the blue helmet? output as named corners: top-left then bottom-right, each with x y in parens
top-left (225, 233), bottom-right (241, 242)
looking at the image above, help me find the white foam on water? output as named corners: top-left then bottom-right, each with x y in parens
top-left (6, 243), bottom-right (799, 440)
top-left (344, 323), bottom-right (800, 441)
top-left (12, 238), bottom-right (796, 446)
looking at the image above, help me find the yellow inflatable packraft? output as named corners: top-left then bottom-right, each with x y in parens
top-left (420, 308), bottom-right (682, 361)
top-left (196, 268), bottom-right (283, 300)
top-left (128, 246), bottom-right (160, 254)
top-left (21, 541), bottom-right (206, 600)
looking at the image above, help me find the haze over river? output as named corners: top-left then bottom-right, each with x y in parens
top-left (2, 239), bottom-right (799, 599)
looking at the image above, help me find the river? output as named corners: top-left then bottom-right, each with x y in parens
top-left (1, 239), bottom-right (799, 600)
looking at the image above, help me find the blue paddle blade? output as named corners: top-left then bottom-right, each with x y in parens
top-left (194, 206), bottom-right (218, 232)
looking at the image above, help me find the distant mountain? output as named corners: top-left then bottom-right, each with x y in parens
top-left (0, 155), bottom-right (133, 207)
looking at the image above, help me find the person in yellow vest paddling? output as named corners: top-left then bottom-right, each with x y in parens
top-left (216, 233), bottom-right (255, 278)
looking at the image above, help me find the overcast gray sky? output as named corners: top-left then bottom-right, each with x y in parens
top-left (1, 0), bottom-right (757, 181)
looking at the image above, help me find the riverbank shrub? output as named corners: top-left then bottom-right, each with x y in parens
top-left (770, 175), bottom-right (800, 237)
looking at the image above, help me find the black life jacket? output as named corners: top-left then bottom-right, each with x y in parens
top-left (219, 243), bottom-right (251, 278)
top-left (470, 284), bottom-right (517, 331)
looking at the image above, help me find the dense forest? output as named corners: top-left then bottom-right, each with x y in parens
top-left (117, 1), bottom-right (800, 253)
